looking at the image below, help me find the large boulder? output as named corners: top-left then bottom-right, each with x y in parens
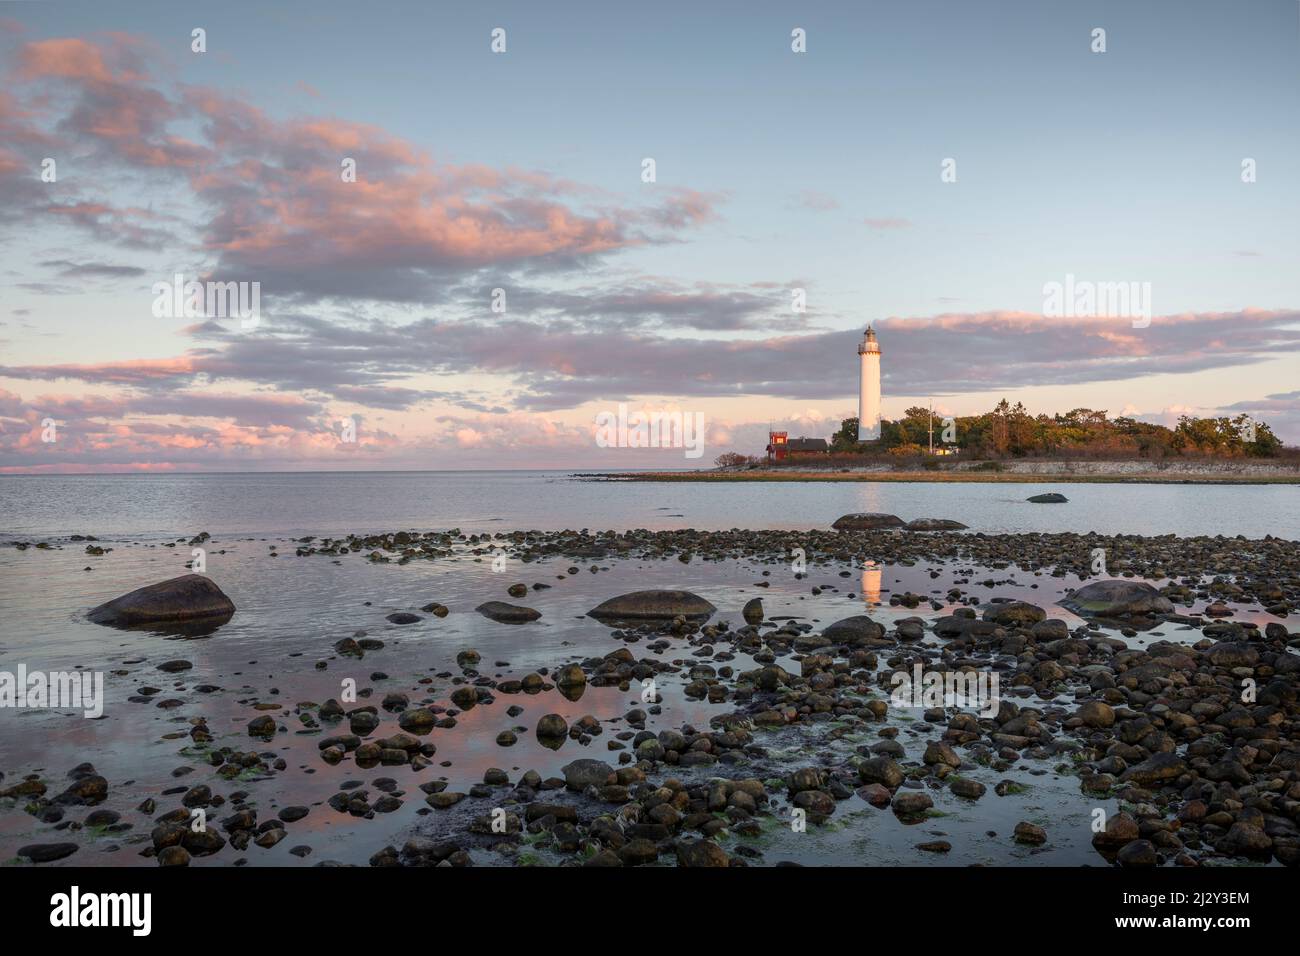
top-left (588, 590), bottom-right (716, 622)
top-left (1216, 823), bottom-right (1272, 858)
top-left (87, 575), bottom-right (235, 629)
top-left (903, 518), bottom-right (968, 531)
top-left (1076, 700), bottom-right (1115, 729)
top-left (981, 601), bottom-right (1046, 626)
top-left (561, 759), bottom-right (614, 791)
top-left (18, 843), bottom-right (79, 863)
top-left (536, 714), bottom-right (568, 738)
top-left (555, 664), bottom-right (587, 688)
top-left (1060, 580), bottom-right (1173, 617)
top-left (821, 616), bottom-right (886, 646)
top-left (1116, 840), bottom-right (1158, 868)
top-left (1091, 811), bottom-right (1140, 851)
top-left (832, 513), bottom-right (904, 531)
top-left (858, 756), bottom-right (905, 789)
top-left (675, 839), bottom-right (730, 868)
top-left (1205, 642), bottom-right (1259, 668)
top-left (475, 602), bottom-right (541, 624)
top-left (1027, 493), bottom-right (1068, 503)
top-left (1119, 752), bottom-right (1186, 787)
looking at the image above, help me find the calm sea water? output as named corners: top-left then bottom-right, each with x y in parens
top-left (0, 470), bottom-right (1292, 867)
top-left (0, 471), bottom-right (1296, 539)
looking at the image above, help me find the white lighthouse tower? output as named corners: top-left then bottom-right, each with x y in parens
top-left (857, 325), bottom-right (881, 441)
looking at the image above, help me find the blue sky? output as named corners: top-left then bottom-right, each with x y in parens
top-left (1, 0), bottom-right (1298, 469)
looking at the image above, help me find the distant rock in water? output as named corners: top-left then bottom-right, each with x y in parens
top-left (1027, 493), bottom-right (1068, 503)
top-left (87, 574), bottom-right (235, 629)
top-left (903, 518), bottom-right (968, 531)
top-left (475, 601), bottom-right (541, 624)
top-left (821, 615), bottom-right (887, 646)
top-left (588, 590), bottom-right (716, 622)
top-left (385, 612), bottom-right (422, 625)
top-left (832, 513), bottom-right (905, 530)
top-left (1060, 579), bottom-right (1173, 617)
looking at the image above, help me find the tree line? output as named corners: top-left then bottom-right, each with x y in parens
top-left (823, 401), bottom-right (1285, 459)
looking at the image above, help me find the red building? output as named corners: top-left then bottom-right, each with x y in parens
top-left (767, 431), bottom-right (828, 462)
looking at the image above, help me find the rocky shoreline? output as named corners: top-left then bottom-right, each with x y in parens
top-left (580, 467), bottom-right (1300, 484)
top-left (3, 524), bottom-right (1298, 868)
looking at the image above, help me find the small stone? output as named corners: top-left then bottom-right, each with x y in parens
top-left (536, 714), bottom-right (568, 738)
top-left (1014, 822), bottom-right (1047, 845)
top-left (949, 778), bottom-right (986, 800)
top-left (157, 846), bottom-right (191, 867)
top-left (18, 843), bottom-right (79, 863)
top-left (1077, 701), bottom-right (1115, 729)
top-left (1116, 839), bottom-right (1158, 867)
top-left (891, 792), bottom-right (933, 816)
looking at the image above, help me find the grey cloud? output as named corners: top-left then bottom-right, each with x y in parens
top-left (7, 310), bottom-right (1299, 417)
top-left (182, 309), bottom-right (1300, 412)
top-left (40, 259), bottom-right (147, 279)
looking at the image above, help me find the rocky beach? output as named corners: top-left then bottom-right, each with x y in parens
top-left (3, 514), bottom-right (1297, 869)
top-left (595, 458), bottom-right (1300, 484)
top-left (2, 2), bottom-right (1296, 934)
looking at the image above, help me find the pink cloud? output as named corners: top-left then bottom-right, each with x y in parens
top-left (1, 357), bottom-right (198, 385)
top-left (8, 33), bottom-right (721, 299)
top-left (18, 37), bottom-right (121, 84)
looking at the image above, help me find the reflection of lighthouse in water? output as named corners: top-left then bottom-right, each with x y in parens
top-left (857, 325), bottom-right (881, 441)
top-left (861, 561), bottom-right (882, 605)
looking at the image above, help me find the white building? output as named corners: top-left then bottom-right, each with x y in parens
top-left (857, 325), bottom-right (881, 441)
